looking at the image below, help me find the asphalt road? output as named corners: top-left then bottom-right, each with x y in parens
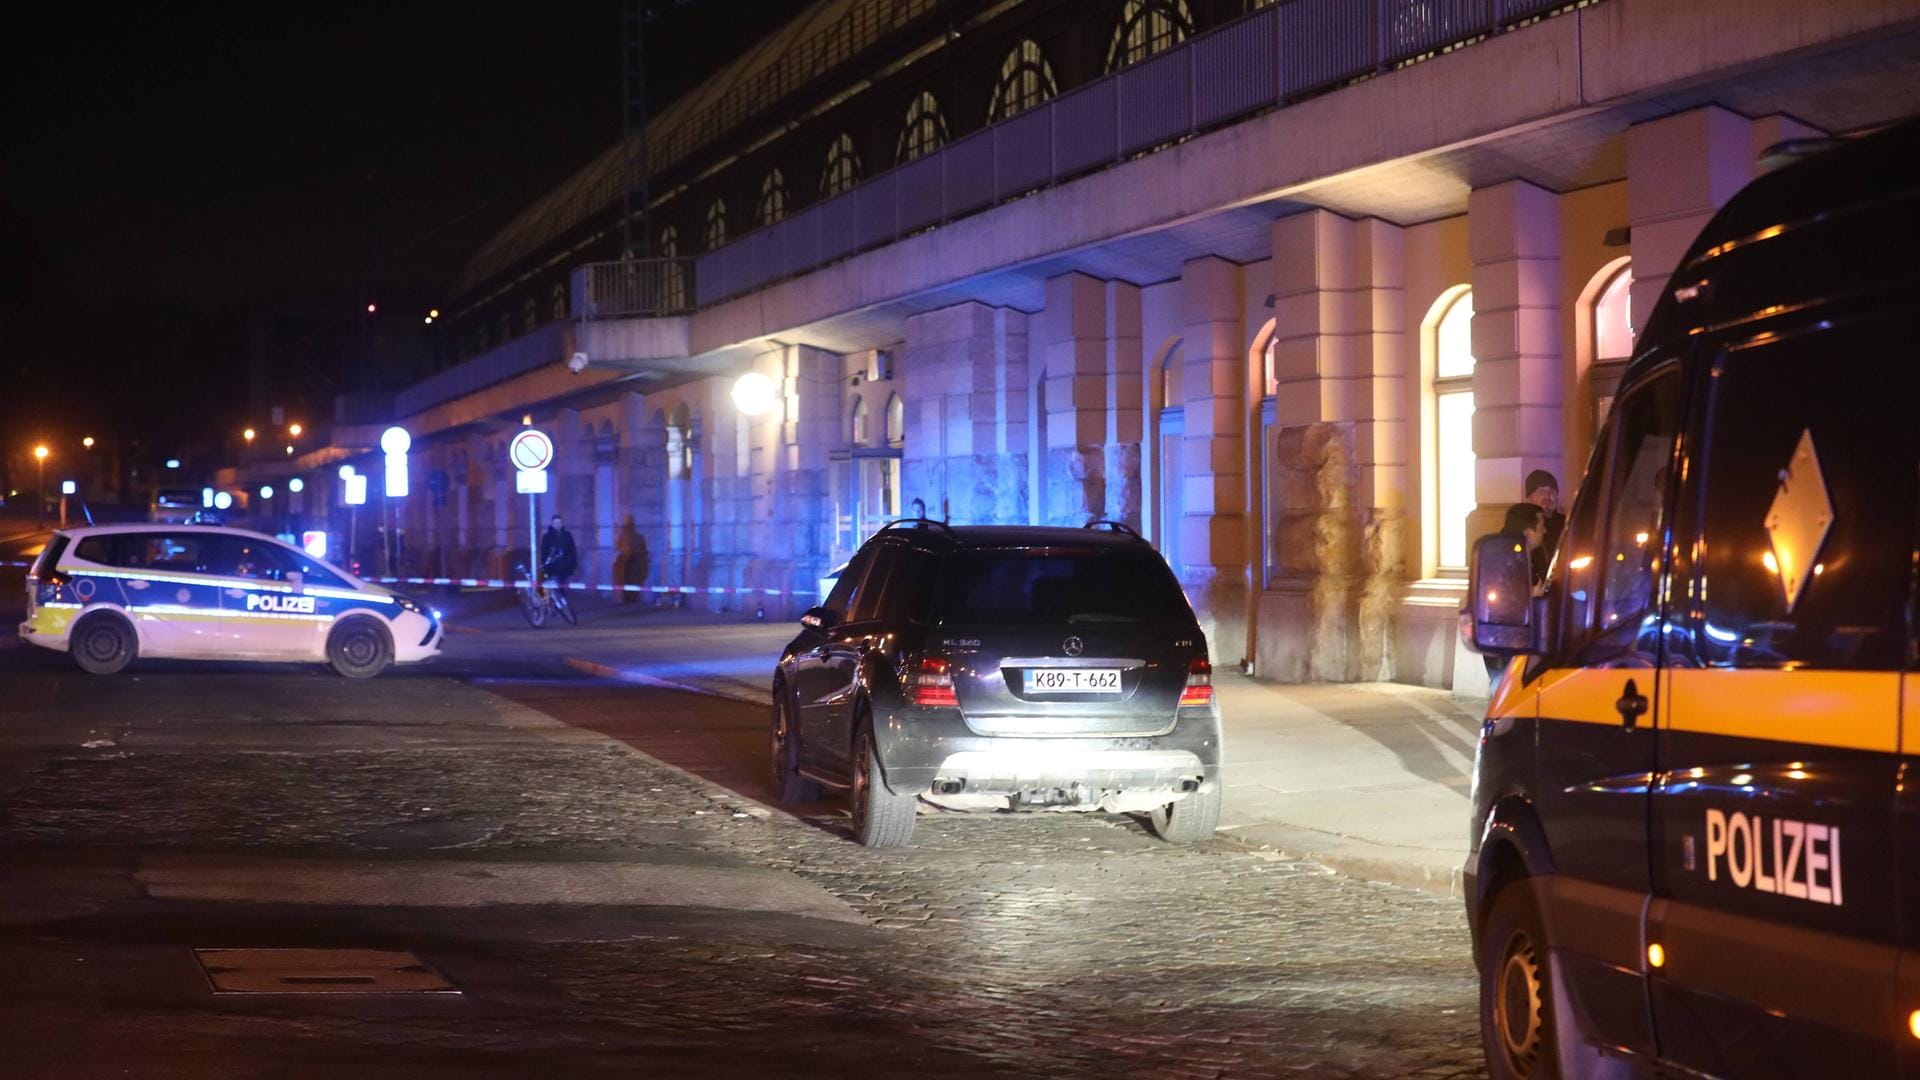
top-left (0, 599), bottom-right (1484, 1078)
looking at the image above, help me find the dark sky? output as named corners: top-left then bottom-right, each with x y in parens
top-left (1, 1), bottom-right (799, 468)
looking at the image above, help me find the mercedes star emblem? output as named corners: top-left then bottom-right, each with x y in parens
top-left (1062, 636), bottom-right (1084, 657)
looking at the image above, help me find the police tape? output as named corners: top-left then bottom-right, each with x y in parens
top-left (367, 576), bottom-right (794, 597)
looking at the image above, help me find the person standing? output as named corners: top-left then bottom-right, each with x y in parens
top-left (540, 514), bottom-right (579, 592)
top-left (1524, 469), bottom-right (1565, 583)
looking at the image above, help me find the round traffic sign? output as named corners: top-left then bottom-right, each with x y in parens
top-left (509, 429), bottom-right (553, 471)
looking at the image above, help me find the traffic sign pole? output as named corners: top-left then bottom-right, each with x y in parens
top-left (510, 430), bottom-right (554, 591)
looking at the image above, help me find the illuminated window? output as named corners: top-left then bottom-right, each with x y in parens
top-left (1107, 0), bottom-right (1193, 71)
top-left (851, 396), bottom-right (870, 445)
top-left (990, 40), bottom-right (1059, 121)
top-left (1432, 289), bottom-right (1475, 572)
top-left (704, 199), bottom-right (728, 251)
top-left (885, 393), bottom-right (904, 448)
top-left (1596, 265), bottom-right (1634, 362)
top-left (821, 134), bottom-right (862, 198)
top-left (897, 91), bottom-right (949, 164)
top-left (757, 169), bottom-right (788, 227)
top-left (1590, 263), bottom-right (1634, 424)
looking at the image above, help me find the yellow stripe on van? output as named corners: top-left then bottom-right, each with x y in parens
top-left (1535, 666), bottom-right (1642, 728)
top-left (1667, 669), bottom-right (1899, 754)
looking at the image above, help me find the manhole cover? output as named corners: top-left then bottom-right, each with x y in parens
top-left (194, 948), bottom-right (458, 995)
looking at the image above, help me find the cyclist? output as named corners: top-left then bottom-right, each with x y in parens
top-left (539, 515), bottom-right (578, 594)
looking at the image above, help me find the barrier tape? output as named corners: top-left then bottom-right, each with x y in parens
top-left (368, 576), bottom-right (793, 597)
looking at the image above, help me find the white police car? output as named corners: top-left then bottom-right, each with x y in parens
top-left (18, 524), bottom-right (441, 678)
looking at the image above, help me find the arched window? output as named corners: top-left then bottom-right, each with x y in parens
top-left (656, 226), bottom-right (687, 310)
top-left (1107, 0), bottom-right (1193, 71)
top-left (550, 281), bottom-right (567, 322)
top-left (850, 396), bottom-right (870, 446)
top-left (884, 393), bottom-right (904, 448)
top-left (896, 91), bottom-right (949, 164)
top-left (1431, 289), bottom-right (1476, 572)
top-left (757, 169), bottom-right (788, 227)
top-left (821, 134), bottom-right (862, 198)
top-left (704, 199), bottom-right (728, 251)
top-left (1594, 264), bottom-right (1634, 361)
top-left (990, 40), bottom-right (1058, 121)
top-left (1591, 262), bottom-right (1634, 426)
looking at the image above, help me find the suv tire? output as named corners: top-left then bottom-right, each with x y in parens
top-left (770, 689), bottom-right (821, 803)
top-left (70, 612), bottom-right (137, 675)
top-left (851, 717), bottom-right (916, 848)
top-left (1147, 782), bottom-right (1221, 843)
top-left (327, 617), bottom-right (393, 679)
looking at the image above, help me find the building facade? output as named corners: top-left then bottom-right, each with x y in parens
top-left (234, 0), bottom-right (1920, 692)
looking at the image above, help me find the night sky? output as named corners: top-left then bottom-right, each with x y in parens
top-left (2, 1), bottom-right (799, 479)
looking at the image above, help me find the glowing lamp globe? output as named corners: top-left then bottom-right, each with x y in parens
top-left (731, 372), bottom-right (777, 417)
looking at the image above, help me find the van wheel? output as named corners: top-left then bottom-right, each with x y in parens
top-left (1479, 877), bottom-right (1635, 1080)
top-left (70, 613), bottom-right (136, 675)
top-left (769, 690), bottom-right (820, 803)
top-left (327, 618), bottom-right (393, 679)
top-left (850, 717), bottom-right (916, 848)
top-left (1147, 782), bottom-right (1221, 843)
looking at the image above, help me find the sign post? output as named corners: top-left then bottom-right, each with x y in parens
top-left (509, 429), bottom-right (554, 587)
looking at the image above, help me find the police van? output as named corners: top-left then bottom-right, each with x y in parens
top-left (1464, 118), bottom-right (1919, 1079)
top-left (18, 523), bottom-right (441, 678)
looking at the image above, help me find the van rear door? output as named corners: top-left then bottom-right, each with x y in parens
top-left (1649, 309), bottom-right (1912, 1078)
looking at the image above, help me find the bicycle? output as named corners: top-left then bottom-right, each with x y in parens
top-left (513, 562), bottom-right (577, 628)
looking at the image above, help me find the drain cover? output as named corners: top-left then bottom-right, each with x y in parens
top-left (194, 948), bottom-right (458, 995)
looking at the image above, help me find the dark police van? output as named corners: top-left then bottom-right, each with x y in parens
top-left (1463, 118), bottom-right (1920, 1079)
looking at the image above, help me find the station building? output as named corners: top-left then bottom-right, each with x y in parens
top-left (237, 0), bottom-right (1920, 692)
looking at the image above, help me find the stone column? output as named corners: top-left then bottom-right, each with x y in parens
top-left (1468, 180), bottom-right (1562, 545)
top-left (1103, 281), bottom-right (1143, 528)
top-left (986, 308), bottom-right (1030, 524)
top-left (1353, 218), bottom-right (1409, 681)
top-left (777, 344), bottom-right (840, 613)
top-left (1175, 256), bottom-right (1246, 664)
top-left (1626, 106), bottom-right (1754, 336)
top-left (1040, 272), bottom-right (1110, 527)
top-left (1264, 211), bottom-right (1365, 682)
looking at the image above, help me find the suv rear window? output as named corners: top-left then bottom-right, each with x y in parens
top-left (931, 547), bottom-right (1191, 627)
top-left (29, 534), bottom-right (68, 579)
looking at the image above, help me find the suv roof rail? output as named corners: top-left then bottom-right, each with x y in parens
top-left (1083, 519), bottom-right (1143, 540)
top-left (878, 517), bottom-right (955, 536)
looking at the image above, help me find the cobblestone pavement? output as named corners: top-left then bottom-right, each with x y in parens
top-left (0, 649), bottom-right (1484, 1079)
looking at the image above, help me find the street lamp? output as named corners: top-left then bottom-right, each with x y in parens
top-left (289, 423), bottom-right (303, 437)
top-left (731, 371), bottom-right (776, 416)
top-left (82, 437), bottom-right (94, 449)
top-left (243, 428), bottom-right (257, 445)
top-left (32, 445), bottom-right (48, 524)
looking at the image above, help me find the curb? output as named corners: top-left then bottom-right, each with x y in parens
top-left (1222, 820), bottom-right (1466, 899)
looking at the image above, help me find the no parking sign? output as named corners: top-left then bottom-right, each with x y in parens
top-left (509, 429), bottom-right (553, 472)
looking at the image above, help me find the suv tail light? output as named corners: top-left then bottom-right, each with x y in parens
top-left (1178, 657), bottom-right (1213, 707)
top-left (33, 568), bottom-right (68, 588)
top-left (906, 657), bottom-right (959, 707)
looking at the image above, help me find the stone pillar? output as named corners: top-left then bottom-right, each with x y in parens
top-left (1175, 256), bottom-right (1247, 664)
top-left (1468, 180), bottom-right (1562, 547)
top-left (1353, 218), bottom-right (1409, 681)
top-left (776, 344), bottom-right (840, 613)
top-left (1040, 272), bottom-right (1109, 526)
top-left (1103, 281), bottom-right (1143, 528)
top-left (1264, 211), bottom-right (1366, 682)
top-left (1626, 105), bottom-right (1754, 334)
top-left (988, 308), bottom-right (1030, 524)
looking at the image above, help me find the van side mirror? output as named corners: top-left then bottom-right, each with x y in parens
top-left (800, 606), bottom-right (838, 631)
top-left (1469, 535), bottom-right (1536, 654)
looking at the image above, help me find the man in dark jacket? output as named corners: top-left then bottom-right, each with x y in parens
top-left (540, 515), bottom-right (579, 589)
top-left (1524, 469), bottom-right (1566, 583)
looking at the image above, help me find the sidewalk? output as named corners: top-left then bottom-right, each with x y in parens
top-left (439, 592), bottom-right (1480, 897)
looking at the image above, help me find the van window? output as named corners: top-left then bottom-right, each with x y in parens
top-left (1593, 368), bottom-right (1684, 645)
top-left (1551, 366), bottom-right (1682, 659)
top-left (72, 536), bottom-right (117, 565)
top-left (1690, 320), bottom-right (1917, 670)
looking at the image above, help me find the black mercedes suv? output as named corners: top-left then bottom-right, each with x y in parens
top-left (770, 519), bottom-right (1223, 848)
